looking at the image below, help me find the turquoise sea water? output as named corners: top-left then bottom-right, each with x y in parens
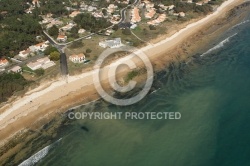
top-left (22, 15), bottom-right (250, 166)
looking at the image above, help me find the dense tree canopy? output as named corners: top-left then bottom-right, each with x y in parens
top-left (48, 25), bottom-right (59, 38)
top-left (0, 73), bottom-right (30, 102)
top-left (73, 13), bottom-right (112, 32)
top-left (38, 0), bottom-right (69, 17)
top-left (44, 46), bottom-right (58, 55)
top-left (49, 51), bottom-right (60, 61)
top-left (0, 0), bottom-right (42, 58)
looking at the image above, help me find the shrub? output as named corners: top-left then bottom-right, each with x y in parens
top-left (149, 25), bottom-right (156, 30)
top-left (86, 48), bottom-right (92, 53)
top-left (49, 51), bottom-right (60, 61)
top-left (122, 28), bottom-right (131, 35)
top-left (35, 69), bottom-right (45, 76)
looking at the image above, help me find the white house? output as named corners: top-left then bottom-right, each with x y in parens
top-left (27, 61), bottom-right (42, 70)
top-left (9, 66), bottom-right (22, 73)
top-left (0, 59), bottom-right (9, 67)
top-left (69, 53), bottom-right (85, 63)
top-left (37, 57), bottom-right (51, 64)
top-left (78, 29), bottom-right (86, 34)
top-left (107, 4), bottom-right (118, 13)
top-left (57, 35), bottom-right (67, 42)
top-left (27, 57), bottom-right (54, 70)
top-left (18, 49), bottom-right (31, 58)
top-left (29, 41), bottom-right (49, 52)
top-left (99, 38), bottom-right (122, 48)
top-left (88, 6), bottom-right (97, 12)
top-left (60, 23), bottom-right (76, 31)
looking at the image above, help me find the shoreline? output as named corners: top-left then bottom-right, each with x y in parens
top-left (0, 0), bottom-right (245, 147)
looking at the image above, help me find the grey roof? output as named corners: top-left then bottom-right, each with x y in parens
top-left (105, 38), bottom-right (121, 47)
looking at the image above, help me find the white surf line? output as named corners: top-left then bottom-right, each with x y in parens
top-left (18, 138), bottom-right (62, 166)
top-left (230, 19), bottom-right (250, 29)
top-left (140, 0), bottom-right (239, 53)
top-left (200, 33), bottom-right (238, 57)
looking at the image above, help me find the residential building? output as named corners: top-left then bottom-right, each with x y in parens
top-left (145, 8), bottom-right (156, 19)
top-left (196, 2), bottom-right (203, 5)
top-left (93, 12), bottom-right (103, 18)
top-left (147, 14), bottom-right (167, 25)
top-left (9, 66), bottom-right (22, 73)
top-left (19, 49), bottom-right (31, 58)
top-left (107, 4), bottom-right (118, 13)
top-left (69, 11), bottom-right (81, 18)
top-left (27, 61), bottom-right (42, 70)
top-left (69, 53), bottom-right (86, 63)
top-left (37, 57), bottom-right (51, 64)
top-left (78, 29), bottom-right (86, 34)
top-left (29, 41), bottom-right (49, 52)
top-left (110, 15), bottom-right (121, 24)
top-left (0, 59), bottom-right (9, 67)
top-left (88, 6), bottom-right (97, 12)
top-left (105, 29), bottom-right (114, 35)
top-left (179, 12), bottom-right (186, 17)
top-left (27, 57), bottom-right (55, 70)
top-left (32, 0), bottom-right (40, 7)
top-left (60, 23), bottom-right (76, 32)
top-left (99, 38), bottom-right (122, 48)
top-left (131, 7), bottom-right (141, 23)
top-left (57, 35), bottom-right (67, 42)
top-left (46, 20), bottom-right (63, 29)
top-left (167, 5), bottom-right (175, 10)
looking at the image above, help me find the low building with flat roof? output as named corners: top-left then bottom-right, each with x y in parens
top-left (99, 38), bottom-right (122, 48)
top-left (9, 66), bottom-right (22, 73)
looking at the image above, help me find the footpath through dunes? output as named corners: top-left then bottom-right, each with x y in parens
top-left (0, 0), bottom-right (247, 150)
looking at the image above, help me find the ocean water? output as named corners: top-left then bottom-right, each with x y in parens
top-left (22, 15), bottom-right (250, 166)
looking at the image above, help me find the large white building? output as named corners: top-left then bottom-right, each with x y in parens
top-left (99, 38), bottom-right (122, 48)
top-left (27, 57), bottom-right (55, 70)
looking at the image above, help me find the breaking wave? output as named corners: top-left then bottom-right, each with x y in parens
top-left (230, 20), bottom-right (250, 30)
top-left (201, 33), bottom-right (237, 57)
top-left (18, 138), bottom-right (62, 166)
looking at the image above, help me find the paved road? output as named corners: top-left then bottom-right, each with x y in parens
top-left (43, 0), bottom-right (140, 76)
top-left (43, 31), bottom-right (69, 76)
top-left (118, 0), bottom-right (140, 26)
top-left (60, 53), bottom-right (68, 75)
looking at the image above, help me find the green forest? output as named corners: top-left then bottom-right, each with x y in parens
top-left (0, 0), bottom-right (42, 58)
top-left (0, 73), bottom-right (31, 102)
top-left (73, 13), bottom-right (112, 33)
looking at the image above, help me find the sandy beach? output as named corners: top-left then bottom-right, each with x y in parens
top-left (0, 0), bottom-right (244, 146)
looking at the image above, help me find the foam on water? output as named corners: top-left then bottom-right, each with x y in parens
top-left (18, 138), bottom-right (62, 166)
top-left (200, 33), bottom-right (237, 57)
top-left (230, 20), bottom-right (250, 30)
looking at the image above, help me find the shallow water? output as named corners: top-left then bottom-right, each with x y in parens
top-left (20, 14), bottom-right (250, 166)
